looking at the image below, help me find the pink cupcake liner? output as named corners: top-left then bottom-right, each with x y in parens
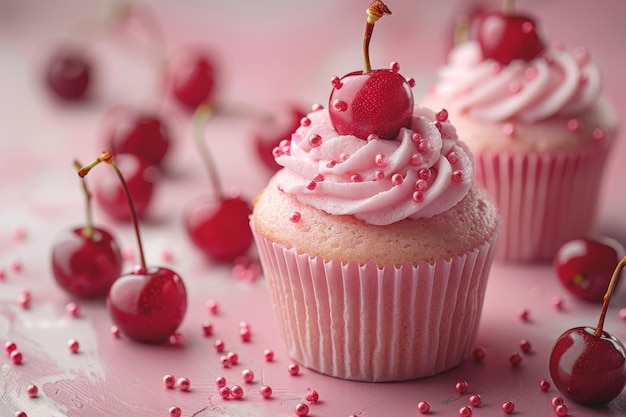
top-left (252, 228), bottom-right (498, 382)
top-left (474, 141), bottom-right (611, 262)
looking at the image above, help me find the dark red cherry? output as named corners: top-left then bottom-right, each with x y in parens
top-left (106, 109), bottom-right (171, 167)
top-left (107, 266), bottom-right (187, 343)
top-left (94, 154), bottom-right (157, 221)
top-left (550, 326), bottom-right (626, 405)
top-left (51, 227), bottom-right (123, 298)
top-left (45, 48), bottom-right (92, 101)
top-left (184, 195), bottom-right (253, 262)
top-left (555, 237), bottom-right (624, 303)
top-left (477, 12), bottom-right (545, 65)
top-left (253, 104), bottom-right (307, 172)
top-left (168, 49), bottom-right (216, 110)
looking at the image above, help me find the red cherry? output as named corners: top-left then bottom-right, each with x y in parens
top-left (549, 256), bottom-right (626, 405)
top-left (550, 326), bottom-right (626, 405)
top-left (185, 195), bottom-right (253, 262)
top-left (51, 227), bottom-right (123, 298)
top-left (94, 154), bottom-right (157, 221)
top-left (329, 69), bottom-right (413, 140)
top-left (106, 109), bottom-right (171, 167)
top-left (253, 104), bottom-right (307, 172)
top-left (554, 237), bottom-right (624, 303)
top-left (45, 48), bottom-right (92, 101)
top-left (167, 49), bottom-right (216, 110)
top-left (477, 11), bottom-right (545, 65)
top-left (107, 266), bottom-right (187, 343)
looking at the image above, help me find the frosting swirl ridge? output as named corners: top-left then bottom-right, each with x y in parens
top-left (432, 41), bottom-right (600, 123)
top-left (275, 106), bottom-right (473, 225)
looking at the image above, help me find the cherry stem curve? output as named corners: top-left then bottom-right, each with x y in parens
top-left (363, 1), bottom-right (391, 74)
top-left (192, 104), bottom-right (223, 198)
top-left (74, 159), bottom-right (94, 239)
top-left (78, 150), bottom-right (148, 271)
top-left (503, 0), bottom-right (515, 14)
top-left (595, 255), bottom-right (626, 337)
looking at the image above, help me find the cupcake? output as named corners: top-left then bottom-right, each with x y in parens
top-left (250, 1), bottom-right (500, 382)
top-left (422, 4), bottom-right (619, 262)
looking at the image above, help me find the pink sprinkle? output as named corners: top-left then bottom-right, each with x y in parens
top-left (455, 380), bottom-right (468, 393)
top-left (447, 152), bottom-right (459, 164)
top-left (305, 180), bottom-right (316, 190)
top-left (415, 179), bottom-right (428, 191)
top-left (551, 396), bottom-right (564, 408)
top-left (214, 340), bottom-right (225, 353)
top-left (10, 350), bottom-right (23, 364)
top-left (288, 363), bottom-right (300, 376)
top-left (313, 173), bottom-right (324, 182)
top-left (391, 174), bottom-right (403, 185)
top-left (110, 325), bottom-right (121, 338)
top-left (417, 401), bottom-right (431, 414)
top-left (411, 154), bottom-right (423, 166)
top-left (367, 133), bottom-right (380, 142)
top-left (434, 121), bottom-right (443, 132)
top-left (326, 160), bottom-right (336, 169)
top-left (436, 109), bottom-right (449, 122)
top-left (459, 405), bottom-right (472, 417)
top-left (311, 103), bottom-right (323, 112)
top-left (163, 374), bottom-right (176, 389)
top-left (332, 99), bottom-right (347, 112)
top-left (412, 191), bottom-right (424, 203)
top-left (17, 293), bottom-right (30, 309)
top-left (574, 47), bottom-right (590, 66)
top-left (216, 376), bottom-right (227, 388)
top-left (473, 346), bottom-right (486, 361)
top-left (161, 249), bottom-right (174, 262)
top-left (330, 76), bottom-right (342, 89)
top-left (525, 67), bottom-right (538, 80)
top-left (491, 62), bottom-right (502, 74)
top-left (295, 403), bottom-right (309, 417)
top-left (510, 352), bottom-right (522, 367)
top-left (451, 170), bottom-right (464, 183)
top-left (555, 404), bottom-right (568, 417)
top-left (68, 339), bottom-right (79, 353)
top-left (300, 117), bottom-right (311, 127)
top-left (66, 302), bottom-right (80, 317)
top-left (220, 355), bottom-right (232, 368)
top-left (592, 128), bottom-right (605, 141)
top-left (418, 168), bottom-right (432, 181)
top-left (567, 119), bottom-right (579, 132)
top-left (168, 407), bottom-right (182, 417)
top-left (242, 369), bottom-right (254, 383)
top-left (289, 211), bottom-right (302, 223)
top-left (10, 259), bottom-right (22, 272)
top-left (374, 170), bottom-right (385, 180)
top-left (240, 327), bottom-right (252, 342)
top-left (508, 81), bottom-right (522, 94)
top-left (502, 400), bottom-right (515, 414)
top-left (5, 341), bottom-right (17, 355)
top-left (132, 265), bottom-right (145, 274)
top-left (309, 134), bottom-right (322, 148)
top-left (260, 385), bottom-right (273, 398)
top-left (264, 349), bottom-right (275, 361)
top-left (231, 385), bottom-right (244, 399)
top-left (26, 384), bottom-right (38, 398)
top-left (411, 132), bottom-right (422, 143)
top-left (418, 139), bottom-right (429, 153)
top-left (552, 296), bottom-right (565, 310)
top-left (390, 61), bottom-right (400, 72)
top-left (351, 174), bottom-right (363, 183)
top-left (207, 299), bottom-right (219, 315)
top-left (227, 351), bottom-right (239, 365)
top-left (202, 322), bottom-right (213, 336)
top-left (14, 412), bottom-right (27, 417)
top-left (169, 333), bottom-right (184, 345)
top-left (518, 308), bottom-right (530, 321)
top-left (177, 377), bottom-right (190, 391)
top-left (406, 77), bottom-right (416, 88)
top-left (503, 122), bottom-right (516, 137)
top-left (539, 378), bottom-right (550, 392)
top-left (339, 153), bottom-right (350, 163)
top-left (375, 153), bottom-right (386, 167)
top-left (306, 388), bottom-right (319, 404)
top-left (469, 394), bottom-right (482, 407)
top-left (520, 339), bottom-right (532, 353)
top-left (219, 386), bottom-right (231, 399)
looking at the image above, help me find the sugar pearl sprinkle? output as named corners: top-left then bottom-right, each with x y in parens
top-left (26, 385), bottom-right (38, 398)
top-left (417, 401), bottom-right (431, 414)
top-left (288, 363), bottom-right (300, 376)
top-left (168, 406), bottom-right (182, 417)
top-left (163, 374), bottom-right (176, 389)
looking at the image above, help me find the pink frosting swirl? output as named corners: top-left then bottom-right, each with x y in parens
top-left (432, 41), bottom-right (600, 123)
top-left (275, 106), bottom-right (473, 226)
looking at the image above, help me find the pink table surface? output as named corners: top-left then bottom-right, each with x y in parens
top-left (2, 1), bottom-right (626, 416)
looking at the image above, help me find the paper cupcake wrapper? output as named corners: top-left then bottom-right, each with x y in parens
top-left (474, 142), bottom-right (612, 262)
top-left (252, 227), bottom-right (497, 382)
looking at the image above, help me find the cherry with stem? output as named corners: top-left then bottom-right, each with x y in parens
top-left (79, 151), bottom-right (187, 343)
top-left (51, 160), bottom-right (123, 298)
top-left (184, 104), bottom-right (254, 263)
top-left (549, 256), bottom-right (626, 405)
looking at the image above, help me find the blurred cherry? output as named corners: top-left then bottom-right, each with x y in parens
top-left (45, 47), bottom-right (92, 101)
top-left (167, 48), bottom-right (217, 110)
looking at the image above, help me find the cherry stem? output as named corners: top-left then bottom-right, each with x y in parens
top-left (74, 159), bottom-right (94, 239)
top-left (192, 104), bottom-right (223, 198)
top-left (454, 15), bottom-right (470, 46)
top-left (503, 0), bottom-right (515, 14)
top-left (78, 150), bottom-right (148, 271)
top-left (363, 1), bottom-right (391, 74)
top-left (595, 255), bottom-right (626, 337)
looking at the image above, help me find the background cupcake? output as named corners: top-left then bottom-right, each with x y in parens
top-left (421, 2), bottom-right (619, 262)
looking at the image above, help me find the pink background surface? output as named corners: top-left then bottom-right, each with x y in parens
top-left (2, 1), bottom-right (626, 416)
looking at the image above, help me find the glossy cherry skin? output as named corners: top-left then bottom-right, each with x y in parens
top-left (107, 266), bottom-right (187, 343)
top-left (106, 109), bottom-right (171, 167)
top-left (94, 154), bottom-right (157, 221)
top-left (554, 238), bottom-right (624, 303)
top-left (51, 227), bottom-right (123, 298)
top-left (45, 48), bottom-right (92, 101)
top-left (253, 104), bottom-right (307, 172)
top-left (168, 50), bottom-right (216, 110)
top-left (478, 12), bottom-right (545, 65)
top-left (329, 69), bottom-right (413, 140)
top-left (184, 195), bottom-right (253, 262)
top-left (550, 326), bottom-right (626, 405)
